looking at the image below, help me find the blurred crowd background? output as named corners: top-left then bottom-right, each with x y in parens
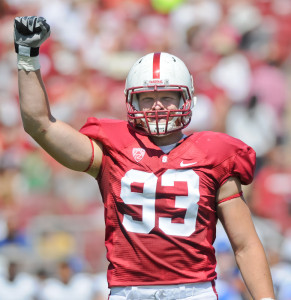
top-left (1, 0), bottom-right (291, 299)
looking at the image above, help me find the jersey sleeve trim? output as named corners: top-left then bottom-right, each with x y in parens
top-left (82, 138), bottom-right (95, 172)
top-left (217, 191), bottom-right (243, 205)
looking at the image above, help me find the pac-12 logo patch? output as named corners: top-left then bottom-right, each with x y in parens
top-left (132, 148), bottom-right (145, 162)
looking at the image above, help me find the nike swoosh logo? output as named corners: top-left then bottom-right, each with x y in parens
top-left (180, 161), bottom-right (198, 167)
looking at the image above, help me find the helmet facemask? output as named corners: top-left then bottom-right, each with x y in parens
top-left (126, 86), bottom-right (193, 136)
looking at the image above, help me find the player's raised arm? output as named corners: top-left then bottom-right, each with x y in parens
top-left (14, 16), bottom-right (102, 178)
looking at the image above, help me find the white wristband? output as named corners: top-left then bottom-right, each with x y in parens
top-left (260, 298), bottom-right (275, 300)
top-left (17, 54), bottom-right (40, 71)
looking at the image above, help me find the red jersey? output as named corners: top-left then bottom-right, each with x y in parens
top-left (80, 118), bottom-right (256, 287)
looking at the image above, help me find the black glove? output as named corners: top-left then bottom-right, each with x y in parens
top-left (14, 16), bottom-right (50, 57)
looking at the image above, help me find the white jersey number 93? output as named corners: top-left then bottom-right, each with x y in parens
top-left (120, 169), bottom-right (200, 237)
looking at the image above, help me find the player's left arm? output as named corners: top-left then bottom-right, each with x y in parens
top-left (217, 177), bottom-right (275, 300)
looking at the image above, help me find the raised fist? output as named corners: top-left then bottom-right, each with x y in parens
top-left (14, 16), bottom-right (50, 57)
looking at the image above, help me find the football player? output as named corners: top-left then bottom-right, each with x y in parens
top-left (14, 16), bottom-right (275, 300)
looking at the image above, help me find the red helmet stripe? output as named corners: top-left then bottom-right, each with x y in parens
top-left (153, 52), bottom-right (161, 79)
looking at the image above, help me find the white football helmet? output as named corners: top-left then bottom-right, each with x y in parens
top-left (125, 52), bottom-right (196, 136)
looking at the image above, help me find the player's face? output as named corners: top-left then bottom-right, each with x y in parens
top-left (138, 91), bottom-right (180, 122)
